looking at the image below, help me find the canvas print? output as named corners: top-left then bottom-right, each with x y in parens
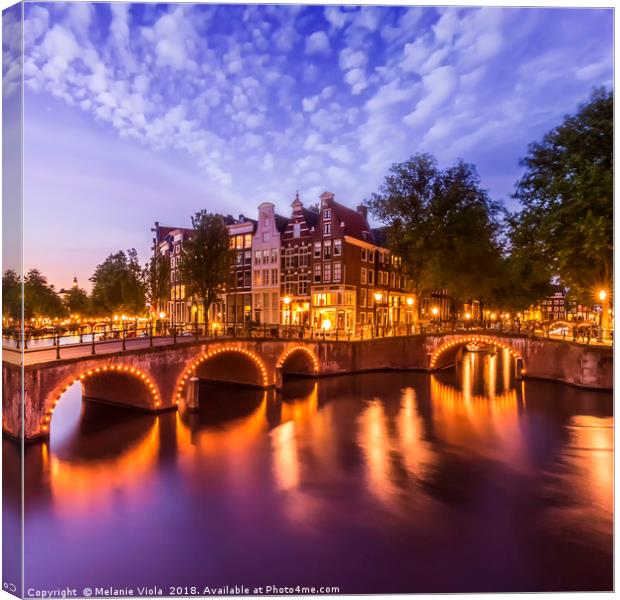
top-left (1, 1), bottom-right (613, 597)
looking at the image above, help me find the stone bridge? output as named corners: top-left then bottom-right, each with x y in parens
top-left (2, 333), bottom-right (612, 441)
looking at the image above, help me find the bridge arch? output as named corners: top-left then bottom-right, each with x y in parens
top-left (429, 335), bottom-right (524, 372)
top-left (276, 346), bottom-right (319, 376)
top-left (41, 364), bottom-right (162, 435)
top-left (174, 346), bottom-right (270, 404)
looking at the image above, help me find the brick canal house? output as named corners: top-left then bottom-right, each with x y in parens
top-left (309, 191), bottom-right (413, 336)
top-left (280, 193), bottom-right (319, 327)
top-left (226, 215), bottom-right (256, 326)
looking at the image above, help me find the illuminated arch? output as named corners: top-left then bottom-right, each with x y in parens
top-left (429, 335), bottom-right (524, 371)
top-left (175, 346), bottom-right (269, 403)
top-left (276, 346), bottom-right (319, 373)
top-left (41, 364), bottom-right (161, 434)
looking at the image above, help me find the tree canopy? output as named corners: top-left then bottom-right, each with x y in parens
top-left (368, 153), bottom-right (505, 317)
top-left (510, 87), bottom-right (612, 303)
top-left (90, 249), bottom-right (146, 315)
top-left (24, 269), bottom-right (67, 319)
top-left (63, 285), bottom-right (92, 316)
top-left (144, 251), bottom-right (171, 315)
top-left (2, 269), bottom-right (22, 322)
top-left (180, 211), bottom-right (233, 323)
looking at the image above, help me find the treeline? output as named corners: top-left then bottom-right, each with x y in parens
top-left (2, 250), bottom-right (170, 322)
top-left (369, 87), bottom-right (612, 313)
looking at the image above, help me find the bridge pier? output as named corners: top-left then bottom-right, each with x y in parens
top-left (183, 377), bottom-right (200, 412)
top-left (515, 356), bottom-right (524, 380)
top-left (275, 368), bottom-right (283, 391)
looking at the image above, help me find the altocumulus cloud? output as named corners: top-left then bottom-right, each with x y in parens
top-left (16, 3), bottom-right (613, 206)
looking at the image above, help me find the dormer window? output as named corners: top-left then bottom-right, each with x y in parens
top-left (323, 209), bottom-right (331, 220)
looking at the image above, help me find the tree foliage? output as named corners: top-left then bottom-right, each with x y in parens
top-left (2, 269), bottom-right (22, 321)
top-left (90, 249), bottom-right (146, 315)
top-left (63, 285), bottom-right (92, 316)
top-left (144, 251), bottom-right (170, 314)
top-left (180, 211), bottom-right (233, 323)
top-left (368, 154), bottom-right (505, 316)
top-left (24, 269), bottom-right (67, 319)
top-left (510, 87), bottom-right (612, 303)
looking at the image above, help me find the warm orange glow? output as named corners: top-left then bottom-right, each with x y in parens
top-left (406, 296), bottom-right (414, 306)
top-left (598, 289), bottom-right (607, 302)
top-left (431, 307), bottom-right (439, 316)
top-left (374, 291), bottom-right (383, 303)
top-left (282, 296), bottom-right (292, 305)
top-left (276, 346), bottom-right (319, 372)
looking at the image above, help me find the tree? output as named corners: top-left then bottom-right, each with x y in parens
top-left (511, 87), bottom-right (612, 303)
top-left (180, 211), bottom-right (233, 326)
top-left (368, 153), bottom-right (505, 322)
top-left (63, 286), bottom-right (92, 316)
top-left (144, 251), bottom-right (170, 315)
top-left (2, 269), bottom-right (22, 322)
top-left (90, 249), bottom-right (146, 315)
top-left (23, 269), bottom-right (67, 319)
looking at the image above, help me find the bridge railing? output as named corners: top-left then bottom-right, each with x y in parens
top-left (2, 319), bottom-right (612, 361)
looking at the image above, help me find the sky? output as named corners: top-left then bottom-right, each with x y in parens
top-left (5, 2), bottom-right (614, 290)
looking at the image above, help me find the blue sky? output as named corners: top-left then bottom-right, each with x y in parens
top-left (13, 3), bottom-right (614, 290)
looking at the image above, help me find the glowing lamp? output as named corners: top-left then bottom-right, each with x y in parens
top-left (283, 296), bottom-right (292, 305)
top-left (431, 307), bottom-right (439, 316)
top-left (598, 290), bottom-right (607, 302)
top-left (374, 292), bottom-right (383, 303)
top-left (321, 319), bottom-right (332, 331)
top-left (159, 311), bottom-right (166, 319)
top-left (406, 297), bottom-right (414, 306)
top-left (465, 312), bottom-right (471, 320)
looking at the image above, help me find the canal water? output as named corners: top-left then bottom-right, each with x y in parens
top-left (4, 349), bottom-right (613, 593)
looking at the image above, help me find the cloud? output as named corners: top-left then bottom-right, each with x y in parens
top-left (305, 31), bottom-right (331, 55)
top-left (403, 65), bottom-right (458, 127)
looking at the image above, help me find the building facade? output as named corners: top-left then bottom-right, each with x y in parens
top-left (251, 202), bottom-right (288, 325)
top-left (226, 216), bottom-right (256, 326)
top-left (280, 193), bottom-right (319, 327)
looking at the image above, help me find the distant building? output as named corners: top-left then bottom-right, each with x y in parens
top-left (541, 285), bottom-right (567, 321)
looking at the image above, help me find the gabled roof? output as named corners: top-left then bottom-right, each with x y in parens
top-left (332, 200), bottom-right (375, 244)
top-left (303, 207), bottom-right (320, 228)
top-left (275, 214), bottom-right (290, 233)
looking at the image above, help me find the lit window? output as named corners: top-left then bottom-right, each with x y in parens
top-left (361, 267), bottom-right (367, 285)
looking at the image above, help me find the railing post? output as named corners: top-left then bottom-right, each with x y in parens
top-left (150, 324), bottom-right (153, 347)
top-left (91, 330), bottom-right (96, 355)
top-left (122, 326), bottom-right (126, 351)
top-left (55, 329), bottom-right (60, 360)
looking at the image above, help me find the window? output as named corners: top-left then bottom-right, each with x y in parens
top-left (244, 271), bottom-right (251, 288)
top-left (244, 234), bottom-right (252, 248)
top-left (299, 274), bottom-right (309, 295)
top-left (314, 264), bottom-right (321, 283)
top-left (236, 271), bottom-right (244, 288)
top-left (314, 242), bottom-right (322, 258)
top-left (323, 223), bottom-right (331, 235)
top-left (299, 246), bottom-right (309, 267)
top-left (391, 272), bottom-right (395, 287)
top-left (377, 271), bottom-right (383, 285)
top-left (236, 253), bottom-right (243, 266)
top-left (368, 270), bottom-right (374, 285)
top-left (323, 241), bottom-right (332, 259)
top-left (254, 250), bottom-right (261, 264)
top-left (262, 249), bottom-right (270, 263)
top-left (323, 209), bottom-right (331, 220)
top-left (361, 267), bottom-right (367, 285)
top-left (229, 237), bottom-right (235, 249)
top-left (360, 288), bottom-right (366, 307)
top-left (333, 262), bottom-right (341, 282)
top-left (293, 223), bottom-right (301, 238)
top-left (271, 248), bottom-right (278, 263)
top-left (235, 236), bottom-right (243, 249)
top-left (244, 251), bottom-right (252, 266)
top-left (361, 248), bottom-right (367, 261)
top-left (324, 263), bottom-right (332, 282)
top-left (334, 239), bottom-right (342, 256)
top-left (271, 269), bottom-right (278, 285)
top-left (369, 251), bottom-right (375, 263)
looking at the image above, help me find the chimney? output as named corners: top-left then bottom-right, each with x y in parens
top-left (357, 204), bottom-right (368, 221)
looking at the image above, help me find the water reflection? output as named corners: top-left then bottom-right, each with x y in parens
top-left (14, 353), bottom-right (613, 593)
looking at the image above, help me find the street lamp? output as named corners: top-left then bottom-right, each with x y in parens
top-left (282, 295), bottom-right (292, 335)
top-left (598, 289), bottom-right (609, 342)
top-left (374, 291), bottom-right (383, 336)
